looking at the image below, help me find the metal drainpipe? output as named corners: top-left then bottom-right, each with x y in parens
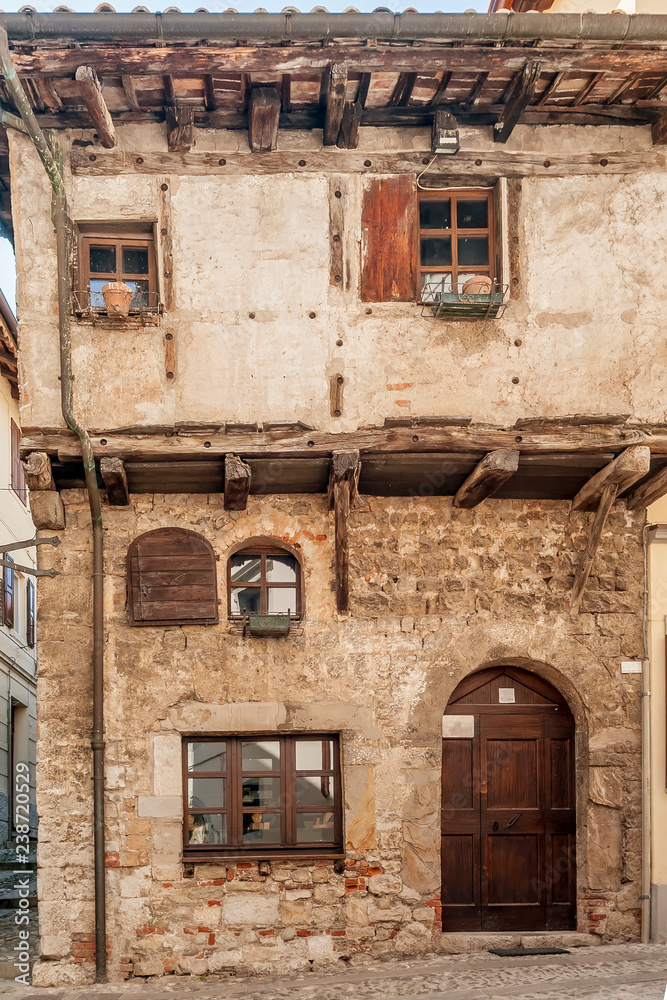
top-left (0, 28), bottom-right (107, 984)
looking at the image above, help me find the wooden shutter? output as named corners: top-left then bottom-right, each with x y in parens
top-left (10, 420), bottom-right (26, 505)
top-left (3, 554), bottom-right (14, 630)
top-left (127, 528), bottom-right (218, 627)
top-left (361, 176), bottom-right (417, 302)
top-left (26, 579), bottom-right (35, 648)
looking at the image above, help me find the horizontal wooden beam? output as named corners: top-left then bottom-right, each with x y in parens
top-left (571, 444), bottom-right (651, 512)
top-left (453, 448), bottom-right (519, 509)
top-left (70, 147), bottom-right (664, 179)
top-left (571, 482), bottom-right (617, 614)
top-left (100, 456), bottom-right (129, 505)
top-left (626, 464), bottom-right (667, 511)
top-left (224, 453), bottom-right (251, 510)
top-left (20, 424), bottom-right (664, 464)
top-left (75, 64), bottom-right (116, 149)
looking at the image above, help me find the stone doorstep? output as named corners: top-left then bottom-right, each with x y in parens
top-left (438, 932), bottom-right (601, 954)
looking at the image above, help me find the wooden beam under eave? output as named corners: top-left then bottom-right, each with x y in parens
top-left (324, 63), bottom-right (348, 146)
top-left (626, 464), bottom-right (667, 510)
top-left (248, 86), bottom-right (280, 153)
top-left (571, 483), bottom-right (617, 613)
top-left (652, 112), bottom-right (667, 146)
top-left (100, 456), bottom-right (129, 506)
top-left (328, 450), bottom-right (361, 614)
top-left (337, 101), bottom-right (362, 150)
top-left (121, 75), bottom-right (140, 112)
top-left (494, 60), bottom-right (542, 143)
top-left (224, 454), bottom-right (251, 511)
top-left (453, 449), bottom-right (520, 509)
top-left (571, 444), bottom-right (651, 512)
top-left (166, 106), bottom-right (194, 153)
top-left (75, 65), bottom-right (116, 149)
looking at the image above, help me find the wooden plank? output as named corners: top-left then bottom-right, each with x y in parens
top-left (164, 331), bottom-right (175, 381)
top-left (570, 483), bottom-right (617, 614)
top-left (21, 423), bottom-right (662, 463)
top-left (361, 175), bottom-right (417, 302)
top-left (22, 451), bottom-right (55, 491)
top-left (248, 86), bottom-right (280, 153)
top-left (166, 106), bottom-right (194, 153)
top-left (453, 449), bottom-right (520, 509)
top-left (571, 72), bottom-right (604, 107)
top-left (337, 101), bottom-right (362, 150)
top-left (329, 176), bottom-right (349, 288)
top-left (571, 444), bottom-right (651, 512)
top-left (121, 74), bottom-right (140, 111)
top-left (159, 180), bottom-right (174, 312)
top-left (626, 464), bottom-right (667, 510)
top-left (204, 74), bottom-right (217, 111)
top-left (224, 453), bottom-right (251, 510)
top-left (323, 62), bottom-right (347, 146)
top-left (328, 450), bottom-right (361, 615)
top-left (33, 77), bottom-right (62, 112)
top-left (70, 147), bottom-right (664, 179)
top-left (75, 65), bottom-right (116, 148)
top-left (100, 456), bottom-right (129, 506)
top-left (652, 112), bottom-right (667, 146)
top-left (494, 61), bottom-right (542, 144)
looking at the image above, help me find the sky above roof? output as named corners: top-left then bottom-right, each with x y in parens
top-left (12, 1), bottom-right (489, 10)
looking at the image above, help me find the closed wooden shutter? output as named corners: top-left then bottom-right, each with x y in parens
top-left (26, 579), bottom-right (35, 648)
top-left (361, 176), bottom-right (417, 302)
top-left (3, 554), bottom-right (14, 630)
top-left (10, 420), bottom-right (26, 505)
top-left (127, 528), bottom-right (218, 627)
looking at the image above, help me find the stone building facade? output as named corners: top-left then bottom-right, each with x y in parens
top-left (5, 7), bottom-right (667, 987)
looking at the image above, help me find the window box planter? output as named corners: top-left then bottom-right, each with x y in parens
top-left (421, 284), bottom-right (508, 321)
top-left (244, 613), bottom-right (291, 637)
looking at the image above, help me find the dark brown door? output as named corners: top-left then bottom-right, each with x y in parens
top-left (441, 667), bottom-right (576, 932)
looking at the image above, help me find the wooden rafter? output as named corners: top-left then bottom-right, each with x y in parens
top-left (34, 77), bottom-right (62, 112)
top-left (453, 449), bottom-right (519, 509)
top-left (465, 72), bottom-right (489, 106)
top-left (605, 72), bottom-right (642, 106)
top-left (75, 65), bottom-right (116, 148)
top-left (281, 74), bottom-right (291, 113)
top-left (328, 450), bottom-right (360, 615)
top-left (356, 72), bottom-right (371, 107)
top-left (644, 74), bottom-right (667, 101)
top-left (323, 62), bottom-right (347, 146)
top-left (571, 72), bottom-right (605, 107)
top-left (100, 456), bottom-right (129, 506)
top-left (390, 72), bottom-right (417, 107)
top-left (430, 70), bottom-right (453, 105)
top-left (166, 105), bottom-right (194, 152)
top-left (224, 454), bottom-right (251, 511)
top-left (248, 86), bottom-right (280, 152)
top-left (571, 444), bottom-right (650, 512)
top-left (626, 465), bottom-right (667, 511)
top-left (536, 71), bottom-right (564, 106)
top-left (204, 74), bottom-right (217, 111)
top-left (494, 60), bottom-right (542, 143)
top-left (571, 482), bottom-right (617, 614)
top-left (122, 74), bottom-right (140, 111)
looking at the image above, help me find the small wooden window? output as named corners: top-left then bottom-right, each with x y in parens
top-left (3, 554), bottom-right (14, 630)
top-left (127, 528), bottom-right (218, 627)
top-left (10, 420), bottom-right (26, 506)
top-left (227, 539), bottom-right (302, 619)
top-left (81, 233), bottom-right (157, 311)
top-left (183, 734), bottom-right (342, 859)
top-left (26, 579), bottom-right (35, 648)
top-left (418, 188), bottom-right (495, 301)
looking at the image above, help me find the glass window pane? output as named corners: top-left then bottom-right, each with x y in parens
top-left (267, 587), bottom-right (297, 614)
top-left (296, 740), bottom-right (335, 772)
top-left (296, 812), bottom-right (335, 843)
top-left (458, 237), bottom-right (489, 267)
top-left (265, 555), bottom-right (297, 584)
top-left (456, 199), bottom-right (488, 229)
top-left (89, 279), bottom-right (106, 309)
top-left (419, 199), bottom-right (451, 230)
top-left (126, 279), bottom-right (150, 309)
top-left (89, 245), bottom-right (116, 274)
top-left (188, 813), bottom-right (226, 844)
top-left (188, 777), bottom-right (226, 809)
top-left (242, 775), bottom-right (281, 808)
top-left (420, 237), bottom-right (452, 267)
top-left (231, 586), bottom-right (261, 615)
top-left (122, 246), bottom-right (149, 274)
top-left (420, 273), bottom-right (452, 302)
top-left (242, 741), bottom-right (281, 772)
top-left (230, 556), bottom-right (262, 584)
top-left (188, 742), bottom-right (226, 772)
top-left (243, 812), bottom-right (281, 844)
top-left (296, 775), bottom-right (336, 808)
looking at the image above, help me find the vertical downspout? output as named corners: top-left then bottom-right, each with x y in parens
top-left (0, 29), bottom-right (107, 982)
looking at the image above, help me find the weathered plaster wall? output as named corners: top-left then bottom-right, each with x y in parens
top-left (11, 123), bottom-right (667, 433)
top-left (34, 491), bottom-right (645, 983)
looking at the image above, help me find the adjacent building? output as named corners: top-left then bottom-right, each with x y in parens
top-left (4, 5), bottom-right (667, 985)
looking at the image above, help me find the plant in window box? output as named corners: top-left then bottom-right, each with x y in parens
top-left (243, 612), bottom-right (291, 637)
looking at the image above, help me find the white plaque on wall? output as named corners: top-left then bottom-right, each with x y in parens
top-left (498, 688), bottom-right (516, 704)
top-left (442, 715), bottom-right (475, 738)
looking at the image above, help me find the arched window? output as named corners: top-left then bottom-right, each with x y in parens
top-left (127, 528), bottom-right (218, 626)
top-left (227, 538), bottom-right (302, 620)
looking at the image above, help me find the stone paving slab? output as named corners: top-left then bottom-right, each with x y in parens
top-left (0, 945), bottom-right (664, 1000)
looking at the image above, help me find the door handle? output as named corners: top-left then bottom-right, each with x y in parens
top-left (506, 811), bottom-right (522, 829)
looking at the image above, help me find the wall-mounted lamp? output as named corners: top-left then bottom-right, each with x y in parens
top-left (431, 110), bottom-right (460, 155)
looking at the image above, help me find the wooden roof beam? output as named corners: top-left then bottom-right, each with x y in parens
top-left (390, 71), bottom-right (417, 107)
top-left (571, 72), bottom-right (604, 107)
top-left (248, 86), bottom-right (280, 152)
top-left (626, 464), bottom-right (667, 510)
top-left (324, 62), bottom-right (347, 146)
top-left (571, 482), bottom-right (616, 614)
top-left (224, 453), bottom-right (251, 511)
top-left (75, 65), bottom-right (116, 148)
top-left (328, 450), bottom-right (361, 614)
top-left (494, 60), bottom-right (542, 143)
top-left (571, 444), bottom-right (650, 511)
top-left (122, 74), bottom-right (140, 111)
top-left (166, 105), bottom-right (194, 152)
top-left (453, 449), bottom-right (519, 509)
top-left (465, 71), bottom-right (489, 107)
top-left (605, 72), bottom-right (642, 106)
top-left (430, 70), bottom-right (453, 106)
top-left (100, 456), bottom-right (129, 506)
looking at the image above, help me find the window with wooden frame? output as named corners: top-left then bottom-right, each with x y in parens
top-left (3, 554), bottom-right (14, 630)
top-left (26, 579), bottom-right (35, 649)
top-left (127, 528), bottom-right (218, 627)
top-left (10, 420), bottom-right (26, 506)
top-left (183, 735), bottom-right (342, 859)
top-left (80, 232), bottom-right (158, 312)
top-left (228, 539), bottom-right (302, 620)
top-left (418, 188), bottom-right (495, 301)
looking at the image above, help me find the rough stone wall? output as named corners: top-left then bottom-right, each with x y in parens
top-left (10, 122), bottom-right (667, 432)
top-left (34, 490), bottom-right (645, 984)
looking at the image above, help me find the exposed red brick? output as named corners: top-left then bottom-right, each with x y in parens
top-left (208, 900), bottom-right (221, 906)
top-left (296, 929), bottom-right (311, 937)
top-left (208, 934), bottom-right (215, 946)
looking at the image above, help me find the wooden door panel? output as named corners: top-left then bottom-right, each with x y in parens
top-left (442, 835), bottom-right (477, 904)
top-left (485, 834), bottom-right (540, 905)
top-left (485, 739), bottom-right (540, 810)
top-left (442, 738), bottom-right (475, 812)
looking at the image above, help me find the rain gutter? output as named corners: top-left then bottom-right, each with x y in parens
top-left (0, 27), bottom-right (107, 984)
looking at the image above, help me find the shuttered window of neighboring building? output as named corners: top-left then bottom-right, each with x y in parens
top-left (361, 175), bottom-right (417, 302)
top-left (3, 554), bottom-right (14, 630)
top-left (127, 528), bottom-right (219, 627)
top-left (10, 420), bottom-right (27, 506)
top-left (26, 579), bottom-right (35, 648)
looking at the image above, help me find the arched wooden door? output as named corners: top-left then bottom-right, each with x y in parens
top-left (441, 667), bottom-right (576, 932)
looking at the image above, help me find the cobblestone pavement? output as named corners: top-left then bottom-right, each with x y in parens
top-left (0, 944), bottom-right (665, 1000)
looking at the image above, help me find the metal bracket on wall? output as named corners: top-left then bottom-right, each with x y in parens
top-left (0, 536), bottom-right (61, 577)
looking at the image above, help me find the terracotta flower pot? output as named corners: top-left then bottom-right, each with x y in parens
top-left (461, 275), bottom-right (493, 295)
top-left (101, 281), bottom-right (133, 317)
